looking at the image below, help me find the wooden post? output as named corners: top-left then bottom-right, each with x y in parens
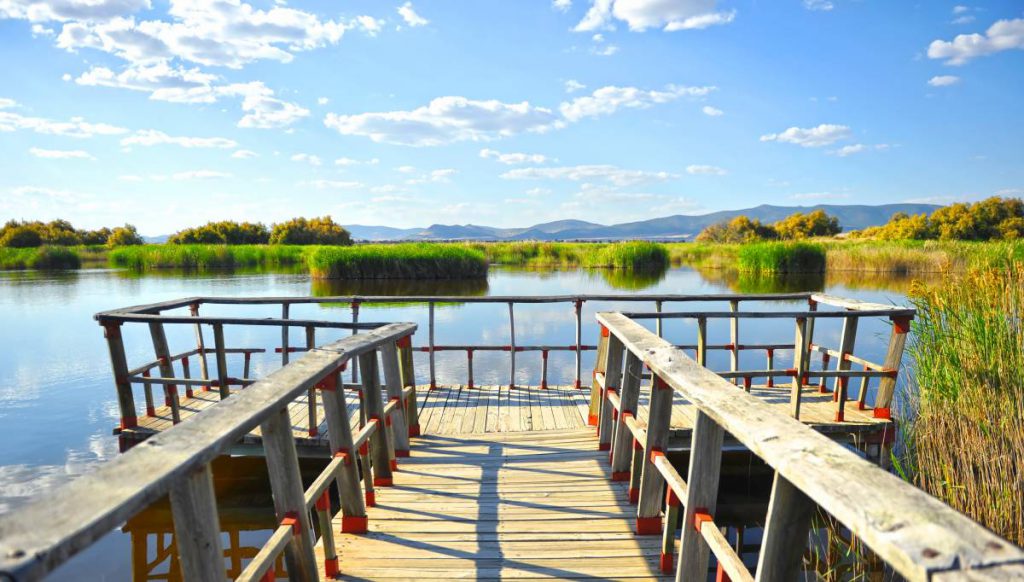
top-left (142, 370), bottom-right (155, 417)
top-left (598, 335), bottom-right (624, 452)
top-left (661, 484), bottom-right (681, 574)
top-left (428, 302), bottom-right (436, 390)
top-left (315, 491), bottom-right (338, 578)
top-left (467, 349), bottom-right (474, 388)
top-left (261, 407), bottom-right (318, 581)
top-left (610, 353), bottom-right (643, 480)
top-left (320, 368), bottom-right (368, 531)
top-left (833, 315), bottom-right (859, 421)
top-left (508, 302), bottom-right (516, 389)
top-left (655, 300), bottom-right (664, 338)
top-left (540, 349), bottom-right (548, 389)
top-left (102, 322), bottom-right (137, 429)
top-left (755, 473), bottom-right (815, 582)
top-left (696, 316), bottom-right (708, 367)
top-left (575, 299), bottom-right (583, 389)
top-left (676, 410), bottom-right (725, 582)
top-left (806, 297), bottom-right (817, 371)
top-left (729, 300), bottom-right (739, 384)
top-left (874, 316), bottom-right (911, 416)
top-left (381, 342), bottom-right (410, 457)
top-left (181, 356), bottom-right (193, 399)
top-left (636, 374), bottom-right (674, 534)
top-left (306, 326), bottom-right (317, 437)
top-left (189, 303), bottom-right (210, 384)
top-left (168, 463), bottom-right (225, 581)
top-left (149, 321), bottom-right (181, 424)
top-left (588, 326), bottom-right (610, 427)
top-left (790, 317), bottom-right (809, 419)
top-left (766, 348), bottom-right (775, 388)
top-left (360, 351), bottom-right (393, 486)
top-left (280, 303), bottom-right (290, 366)
top-left (350, 300), bottom-right (360, 384)
top-left (212, 323), bottom-right (230, 399)
top-left (397, 336), bottom-right (420, 436)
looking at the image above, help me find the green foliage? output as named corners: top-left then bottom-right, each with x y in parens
top-left (106, 224), bottom-right (145, 247)
top-left (270, 216), bottom-right (351, 245)
top-left (696, 210), bottom-right (841, 243)
top-left (597, 241), bottom-right (669, 270)
top-left (470, 241), bottom-right (668, 270)
top-left (856, 197), bottom-right (1024, 241)
top-left (307, 244), bottom-right (487, 279)
top-left (168, 221), bottom-right (270, 245)
top-left (0, 246), bottom-right (81, 269)
top-left (0, 219), bottom-right (126, 247)
top-left (737, 241), bottom-right (826, 273)
top-left (0, 223), bottom-right (44, 248)
top-left (773, 210), bottom-right (841, 239)
top-left (696, 216), bottom-right (777, 243)
top-left (80, 227), bottom-right (112, 246)
top-left (109, 244), bottom-right (307, 270)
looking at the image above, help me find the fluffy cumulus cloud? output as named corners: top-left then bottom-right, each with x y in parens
top-left (564, 79), bottom-right (586, 93)
top-left (560, 84), bottom-right (714, 122)
top-left (552, 0), bottom-right (572, 12)
top-left (0, 0), bottom-right (149, 22)
top-left (928, 75), bottom-right (960, 87)
top-left (0, 99), bottom-right (128, 137)
top-left (120, 129), bottom-right (237, 148)
top-left (760, 124), bottom-right (851, 147)
top-left (574, 0), bottom-right (736, 33)
top-left (397, 2), bottom-right (428, 27)
top-left (324, 96), bottom-right (562, 146)
top-left (479, 148), bottom-right (551, 165)
top-left (231, 149), bottom-right (257, 159)
top-left (927, 19), bottom-right (1024, 66)
top-left (500, 164), bottom-right (677, 187)
top-left (28, 146), bottom-right (94, 159)
top-left (831, 143), bottom-right (889, 157)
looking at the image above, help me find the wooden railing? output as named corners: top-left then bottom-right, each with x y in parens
top-left (0, 322), bottom-right (418, 581)
top-left (593, 311), bottom-right (1024, 581)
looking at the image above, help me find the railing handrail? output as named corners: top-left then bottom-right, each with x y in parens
top-left (596, 311), bottom-right (1024, 581)
top-left (0, 322), bottom-right (416, 581)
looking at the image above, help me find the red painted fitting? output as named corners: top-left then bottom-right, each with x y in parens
top-left (892, 316), bottom-right (912, 334)
top-left (716, 562), bottom-right (732, 582)
top-left (395, 449), bottom-right (410, 458)
top-left (146, 405), bottom-right (156, 417)
top-left (540, 380), bottom-right (547, 389)
top-left (315, 373), bottom-right (337, 392)
top-left (374, 476), bottom-right (393, 487)
top-left (429, 380), bottom-right (437, 390)
top-left (396, 335), bottom-right (412, 349)
top-left (666, 486), bottom-right (681, 508)
top-left (649, 449), bottom-right (664, 464)
top-left (358, 442), bottom-right (369, 456)
top-left (185, 387), bottom-right (194, 398)
top-left (743, 377), bottom-right (751, 391)
top-left (588, 413), bottom-right (598, 426)
top-left (324, 557), bottom-right (339, 578)
top-left (281, 512), bottom-right (300, 535)
top-left (121, 415), bottom-right (138, 429)
top-left (598, 442), bottom-right (610, 451)
top-left (408, 424), bottom-right (421, 437)
top-left (385, 416), bottom-right (392, 428)
top-left (636, 516), bottom-right (661, 535)
top-left (389, 459), bottom-right (398, 471)
top-left (873, 407), bottom-right (892, 420)
top-left (315, 490), bottom-right (330, 512)
top-left (341, 515), bottom-right (368, 533)
top-left (334, 450), bottom-right (351, 465)
top-left (693, 509), bottom-right (713, 532)
top-left (633, 437), bottom-right (642, 451)
top-left (725, 343), bottom-right (735, 351)
top-left (834, 411), bottom-right (845, 422)
top-left (628, 487), bottom-right (639, 504)
top-left (611, 471), bottom-right (630, 481)
top-left (102, 322), bottom-right (122, 340)
top-left (600, 325), bottom-right (609, 337)
top-left (785, 368), bottom-right (797, 376)
top-left (308, 426), bottom-right (319, 437)
top-left (611, 409), bottom-right (618, 421)
top-left (574, 379), bottom-right (581, 389)
top-left (259, 567), bottom-right (275, 582)
top-left (660, 552), bottom-right (674, 574)
top-left (365, 492), bottom-right (376, 507)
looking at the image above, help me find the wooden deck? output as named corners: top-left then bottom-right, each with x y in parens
top-left (314, 429), bottom-right (672, 580)
top-left (121, 383), bottom-right (890, 450)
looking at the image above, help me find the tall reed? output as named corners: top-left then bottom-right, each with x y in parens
top-left (737, 242), bottom-right (826, 273)
top-left (307, 243), bottom-right (487, 279)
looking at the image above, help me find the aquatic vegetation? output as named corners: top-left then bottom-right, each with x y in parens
top-left (307, 243), bottom-right (487, 279)
top-left (0, 246), bottom-right (81, 269)
top-left (108, 244), bottom-right (307, 270)
top-left (737, 242), bottom-right (826, 273)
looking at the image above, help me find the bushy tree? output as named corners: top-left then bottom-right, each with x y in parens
top-left (169, 221), bottom-right (270, 244)
top-left (696, 216), bottom-right (778, 243)
top-left (0, 222), bottom-right (43, 247)
top-left (696, 210), bottom-right (842, 243)
top-left (107, 224), bottom-right (144, 247)
top-left (269, 216), bottom-right (352, 245)
top-left (773, 210), bottom-right (842, 239)
top-left (79, 227), bottom-right (112, 245)
top-left (855, 197), bottom-right (1024, 241)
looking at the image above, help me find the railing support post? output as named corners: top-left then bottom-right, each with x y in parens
top-left (508, 302), bottom-right (516, 389)
top-left (351, 300), bottom-right (360, 384)
top-left (833, 314), bottom-right (859, 421)
top-left (636, 374), bottom-right (674, 535)
top-left (320, 367), bottom-right (368, 532)
top-left (382, 341), bottom-right (411, 457)
top-left (189, 303), bottom-right (210, 384)
top-left (261, 407), bottom-right (318, 581)
top-left (755, 473), bottom-right (815, 582)
top-left (168, 463), bottom-right (225, 581)
top-left (102, 321), bottom-right (137, 430)
top-left (588, 325), bottom-right (610, 426)
top-left (598, 334), bottom-right (624, 452)
top-left (790, 317), bottom-right (809, 419)
top-left (574, 299), bottom-right (583, 389)
top-left (729, 300), bottom-right (739, 384)
top-left (676, 410), bottom-right (725, 581)
top-left (149, 321), bottom-right (181, 424)
top-left (397, 335), bottom-right (420, 436)
top-left (360, 350), bottom-right (393, 486)
top-left (280, 303), bottom-right (290, 366)
top-left (610, 353), bottom-right (642, 480)
top-left (305, 326), bottom-right (318, 437)
top-left (212, 323), bottom-right (230, 399)
top-left (427, 302), bottom-right (436, 390)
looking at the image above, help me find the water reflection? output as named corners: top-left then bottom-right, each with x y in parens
top-left (599, 266), bottom-right (668, 290)
top-left (310, 276), bottom-right (489, 298)
top-left (691, 267), bottom-right (934, 295)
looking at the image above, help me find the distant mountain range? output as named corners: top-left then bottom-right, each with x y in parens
top-left (344, 203), bottom-right (940, 242)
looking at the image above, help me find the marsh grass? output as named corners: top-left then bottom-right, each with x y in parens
top-left (737, 241), bottom-right (826, 273)
top-left (108, 244), bottom-right (307, 270)
top-left (475, 241), bottom-right (669, 270)
top-left (900, 264), bottom-right (1024, 545)
top-left (307, 243), bottom-right (487, 279)
top-left (0, 246), bottom-right (81, 269)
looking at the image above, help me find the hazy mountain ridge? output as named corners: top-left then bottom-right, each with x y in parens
top-left (344, 204), bottom-right (939, 242)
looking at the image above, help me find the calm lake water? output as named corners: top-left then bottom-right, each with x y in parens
top-left (0, 266), bottom-right (917, 579)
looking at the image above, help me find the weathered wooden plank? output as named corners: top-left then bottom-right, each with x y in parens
top-left (167, 463), bottom-right (225, 581)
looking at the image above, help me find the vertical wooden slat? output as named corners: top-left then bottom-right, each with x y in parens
top-left (398, 337), bottom-right (420, 436)
top-left (189, 303), bottom-right (210, 383)
top-left (305, 326), bottom-right (317, 437)
top-left (789, 317), bottom-right (809, 419)
top-left (212, 323), bottom-right (230, 399)
top-left (598, 335), bottom-right (624, 451)
top-left (261, 407), bottom-right (318, 581)
top-left (588, 328), bottom-right (610, 426)
top-left (320, 369), bottom-right (367, 526)
top-left (350, 300), bottom-right (360, 384)
top-left (360, 350), bottom-right (393, 486)
top-left (508, 302), bottom-right (516, 389)
top-left (676, 410), bottom-right (725, 582)
top-left (381, 342), bottom-right (410, 456)
top-left (655, 300), bottom-right (664, 338)
top-left (636, 374), bottom-right (674, 533)
top-left (149, 322), bottom-right (181, 424)
top-left (168, 463), bottom-right (225, 581)
top-left (610, 353), bottom-right (643, 478)
top-left (102, 322), bottom-right (137, 429)
top-left (755, 473), bottom-right (815, 582)
top-left (696, 316), bottom-right (708, 367)
top-left (874, 316), bottom-right (911, 412)
top-left (428, 302), bottom-right (436, 390)
top-left (833, 315), bottom-right (859, 421)
top-left (574, 299), bottom-right (583, 389)
top-left (729, 300), bottom-right (739, 383)
top-left (661, 485), bottom-right (681, 574)
top-left (280, 303), bottom-right (290, 366)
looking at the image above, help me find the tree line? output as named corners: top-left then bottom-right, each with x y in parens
top-left (0, 220), bottom-right (143, 248)
top-left (853, 197), bottom-right (1024, 241)
top-left (696, 210), bottom-right (842, 243)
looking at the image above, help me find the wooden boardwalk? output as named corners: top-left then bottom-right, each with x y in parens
top-left (315, 429), bottom-right (672, 580)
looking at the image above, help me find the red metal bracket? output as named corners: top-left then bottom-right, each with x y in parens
top-left (873, 407), bottom-right (892, 420)
top-left (891, 316), bottom-right (912, 334)
top-left (324, 556), bottom-right (339, 578)
top-left (649, 448), bottom-right (665, 465)
top-left (408, 424), bottom-right (421, 437)
top-left (653, 376), bottom-right (670, 391)
top-left (611, 471), bottom-right (630, 481)
top-left (281, 512), bottom-right (300, 535)
top-left (396, 335), bottom-right (412, 349)
top-left (315, 490), bottom-right (330, 512)
top-left (341, 515), bottom-right (368, 533)
top-left (660, 552), bottom-right (674, 574)
top-left (121, 415), bottom-right (138, 429)
top-left (600, 325), bottom-right (609, 337)
top-left (636, 516), bottom-right (661, 535)
top-left (693, 509), bottom-right (713, 532)
top-left (334, 449), bottom-right (351, 465)
top-left (259, 567), bottom-right (275, 582)
top-left (666, 486), bottom-right (681, 508)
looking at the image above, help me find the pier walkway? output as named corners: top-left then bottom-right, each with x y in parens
top-left (1, 293), bottom-right (1021, 581)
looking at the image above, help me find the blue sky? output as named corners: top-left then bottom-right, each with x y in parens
top-left (1, 0), bottom-right (1022, 234)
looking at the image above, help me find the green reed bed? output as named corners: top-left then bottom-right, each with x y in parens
top-left (825, 240), bottom-right (1024, 273)
top-left (108, 244), bottom-right (307, 270)
top-left (473, 241), bottom-right (668, 270)
top-left (737, 241), bottom-right (826, 273)
top-left (308, 243), bottom-right (487, 279)
top-left (899, 264), bottom-right (1024, 545)
top-left (0, 246), bottom-right (81, 270)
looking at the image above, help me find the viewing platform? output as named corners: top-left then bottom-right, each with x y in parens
top-left (1, 293), bottom-right (1018, 581)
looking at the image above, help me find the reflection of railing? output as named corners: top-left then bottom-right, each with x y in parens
top-left (0, 323), bottom-right (418, 581)
top-left (593, 312), bottom-right (1024, 581)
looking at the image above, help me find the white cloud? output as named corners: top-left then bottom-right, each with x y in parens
top-left (553, 0), bottom-right (572, 12)
top-left (802, 0), bottom-right (833, 11)
top-left (591, 43), bottom-right (619, 56)
top-left (397, 2), bottom-right (428, 27)
top-left (354, 15), bottom-right (384, 36)
top-left (701, 105), bottom-right (723, 116)
top-left (564, 79), bottom-right (586, 93)
top-left (290, 153), bottom-right (322, 166)
top-left (171, 169), bottom-right (232, 180)
top-left (574, 0), bottom-right (736, 32)
top-left (306, 179), bottom-right (363, 189)
top-left (28, 147), bottom-right (94, 159)
top-left (760, 124), bottom-right (851, 147)
top-left (685, 164), bottom-right (726, 175)
top-left (120, 129), bottom-right (237, 148)
top-left (0, 0), bottom-right (149, 22)
top-left (500, 164), bottom-right (677, 187)
top-left (405, 168), bottom-right (457, 185)
top-left (928, 74), bottom-right (960, 87)
top-left (30, 23), bottom-right (54, 35)
top-left (324, 96), bottom-right (562, 146)
top-left (397, 165), bottom-right (416, 174)
top-left (927, 19), bottom-right (1024, 66)
top-left (317, 97), bottom-right (329, 105)
top-left (953, 5), bottom-right (970, 14)
top-left (830, 143), bottom-right (890, 157)
top-left (334, 156), bottom-right (379, 166)
top-left (480, 148), bottom-right (551, 165)
top-left (526, 187), bottom-right (551, 196)
top-left (560, 84), bottom-right (714, 122)
top-left (231, 149), bottom-right (258, 159)
top-left (0, 106), bottom-right (128, 138)
top-left (951, 5), bottom-right (975, 25)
